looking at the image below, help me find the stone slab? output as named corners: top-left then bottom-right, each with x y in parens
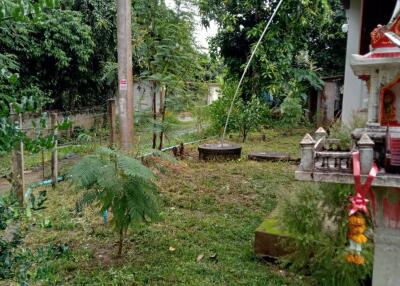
top-left (248, 152), bottom-right (291, 162)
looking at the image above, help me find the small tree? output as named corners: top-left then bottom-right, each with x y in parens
top-left (208, 80), bottom-right (237, 136)
top-left (209, 80), bottom-right (270, 141)
top-left (234, 96), bottom-right (269, 142)
top-left (70, 147), bottom-right (159, 257)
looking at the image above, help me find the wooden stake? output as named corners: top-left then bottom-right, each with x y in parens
top-left (116, 0), bottom-right (134, 151)
top-left (159, 86), bottom-right (166, 150)
top-left (108, 98), bottom-right (116, 148)
top-left (11, 113), bottom-right (25, 207)
top-left (50, 112), bottom-right (58, 189)
top-left (42, 150), bottom-right (45, 179)
top-left (152, 81), bottom-right (158, 149)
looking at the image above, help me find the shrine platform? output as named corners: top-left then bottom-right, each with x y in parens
top-left (295, 169), bottom-right (400, 188)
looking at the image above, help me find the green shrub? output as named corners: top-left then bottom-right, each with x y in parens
top-left (329, 113), bottom-right (367, 150)
top-left (234, 95), bottom-right (270, 142)
top-left (208, 81), bottom-right (270, 141)
top-left (0, 195), bottom-right (20, 230)
top-left (278, 184), bottom-right (372, 286)
top-left (192, 105), bottom-right (210, 133)
top-left (208, 81), bottom-right (237, 135)
top-left (280, 96), bottom-right (304, 128)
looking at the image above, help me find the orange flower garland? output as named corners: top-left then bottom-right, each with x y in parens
top-left (346, 152), bottom-right (377, 266)
top-left (345, 213), bottom-right (368, 265)
top-left (345, 253), bottom-right (365, 265)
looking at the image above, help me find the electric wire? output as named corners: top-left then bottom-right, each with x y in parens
top-left (221, 0), bottom-right (285, 144)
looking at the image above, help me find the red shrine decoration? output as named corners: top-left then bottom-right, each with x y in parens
top-left (371, 18), bottom-right (400, 49)
top-left (366, 17), bottom-right (400, 59)
top-left (381, 89), bottom-right (398, 126)
top-left (346, 152), bottom-right (378, 265)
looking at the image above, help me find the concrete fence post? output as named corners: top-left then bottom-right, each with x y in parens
top-left (300, 134), bottom-right (316, 172)
top-left (315, 127), bottom-right (328, 141)
top-left (358, 133), bottom-right (374, 175)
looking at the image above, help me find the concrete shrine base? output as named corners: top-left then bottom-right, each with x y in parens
top-left (373, 228), bottom-right (400, 286)
top-left (296, 168), bottom-right (400, 285)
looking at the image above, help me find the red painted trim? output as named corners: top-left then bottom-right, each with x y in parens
top-left (380, 77), bottom-right (400, 126)
top-left (368, 52), bottom-right (400, 58)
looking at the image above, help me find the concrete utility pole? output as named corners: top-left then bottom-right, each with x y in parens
top-left (116, 0), bottom-right (134, 151)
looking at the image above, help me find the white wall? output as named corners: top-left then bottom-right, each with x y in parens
top-left (207, 85), bottom-right (221, 105)
top-left (342, 0), bottom-right (369, 125)
top-left (133, 81), bottom-right (160, 113)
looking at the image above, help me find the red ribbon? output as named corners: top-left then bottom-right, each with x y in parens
top-left (350, 152), bottom-right (378, 216)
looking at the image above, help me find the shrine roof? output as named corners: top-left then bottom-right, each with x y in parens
top-left (351, 16), bottom-right (400, 73)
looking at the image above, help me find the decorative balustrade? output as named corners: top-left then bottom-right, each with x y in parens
top-left (315, 151), bottom-right (353, 172)
top-left (300, 127), bottom-right (354, 173)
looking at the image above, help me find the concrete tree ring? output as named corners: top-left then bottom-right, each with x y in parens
top-left (198, 143), bottom-right (242, 161)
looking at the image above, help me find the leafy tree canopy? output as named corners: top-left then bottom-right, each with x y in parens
top-left (199, 0), bottom-right (346, 102)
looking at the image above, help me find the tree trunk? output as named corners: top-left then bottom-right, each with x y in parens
top-left (118, 229), bottom-right (124, 258)
top-left (242, 130), bottom-right (247, 142)
top-left (152, 81), bottom-right (158, 149)
top-left (159, 87), bottom-right (166, 150)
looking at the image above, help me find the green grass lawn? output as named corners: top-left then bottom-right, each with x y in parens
top-left (2, 129), bottom-right (314, 285)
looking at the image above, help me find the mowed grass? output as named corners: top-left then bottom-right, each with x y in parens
top-left (7, 129), bottom-right (313, 285)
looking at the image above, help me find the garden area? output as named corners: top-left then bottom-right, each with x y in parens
top-left (0, 0), bottom-right (380, 285)
top-left (0, 130), bottom-right (312, 285)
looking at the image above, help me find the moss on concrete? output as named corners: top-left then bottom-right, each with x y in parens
top-left (256, 218), bottom-right (292, 237)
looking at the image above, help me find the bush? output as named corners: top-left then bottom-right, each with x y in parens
top-left (329, 113), bottom-right (367, 150)
top-left (280, 96), bottom-right (304, 128)
top-left (234, 95), bottom-right (270, 142)
top-left (208, 81), bottom-right (270, 141)
top-left (278, 184), bottom-right (372, 286)
top-left (208, 81), bottom-right (237, 135)
top-left (192, 105), bottom-right (210, 133)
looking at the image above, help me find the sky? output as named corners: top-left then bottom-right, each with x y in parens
top-left (165, 0), bottom-right (218, 51)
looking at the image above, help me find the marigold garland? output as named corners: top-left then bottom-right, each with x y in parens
top-left (345, 253), bottom-right (365, 265)
top-left (348, 215), bottom-right (365, 226)
top-left (346, 213), bottom-right (368, 265)
top-left (349, 233), bottom-right (368, 244)
top-left (348, 225), bottom-right (366, 235)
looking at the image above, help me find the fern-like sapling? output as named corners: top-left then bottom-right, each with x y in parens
top-left (69, 147), bottom-right (159, 257)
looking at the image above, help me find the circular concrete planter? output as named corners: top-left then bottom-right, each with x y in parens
top-left (198, 143), bottom-right (242, 161)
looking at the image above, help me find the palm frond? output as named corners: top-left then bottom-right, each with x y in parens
top-left (95, 146), bottom-right (115, 157)
top-left (75, 189), bottom-right (100, 213)
top-left (70, 147), bottom-right (159, 255)
top-left (97, 164), bottom-right (121, 193)
top-left (69, 155), bottom-right (104, 188)
top-left (116, 153), bottom-right (155, 181)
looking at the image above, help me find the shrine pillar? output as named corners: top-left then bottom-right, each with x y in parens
top-left (371, 187), bottom-right (400, 286)
top-left (300, 134), bottom-right (315, 172)
top-left (368, 72), bottom-right (380, 125)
